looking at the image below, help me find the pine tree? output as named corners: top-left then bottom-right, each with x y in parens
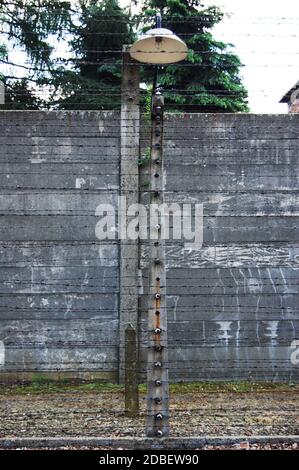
top-left (51, 0), bottom-right (135, 109)
top-left (1, 79), bottom-right (42, 109)
top-left (0, 0), bottom-right (71, 66)
top-left (0, 0), bottom-right (248, 112)
top-left (0, 7), bottom-right (7, 79)
top-left (141, 0), bottom-right (249, 112)
top-left (0, 0), bottom-right (71, 109)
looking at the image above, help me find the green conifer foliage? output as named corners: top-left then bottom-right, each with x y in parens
top-left (141, 0), bottom-right (249, 112)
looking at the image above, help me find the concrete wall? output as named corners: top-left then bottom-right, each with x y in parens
top-left (0, 111), bottom-right (298, 382)
top-left (140, 113), bottom-right (299, 382)
top-left (0, 111), bottom-right (120, 382)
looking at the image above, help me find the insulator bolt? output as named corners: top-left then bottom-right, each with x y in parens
top-left (154, 361), bottom-right (162, 368)
top-left (155, 413), bottom-right (163, 420)
top-left (154, 397), bottom-right (162, 404)
top-left (155, 224), bottom-right (161, 230)
top-left (155, 380), bottom-right (162, 386)
top-left (154, 258), bottom-right (161, 264)
top-left (154, 159), bottom-right (160, 165)
top-left (154, 327), bottom-right (162, 334)
top-left (154, 173), bottom-right (159, 178)
top-left (155, 293), bottom-right (161, 300)
top-left (155, 345), bottom-right (163, 352)
top-left (157, 430), bottom-right (163, 437)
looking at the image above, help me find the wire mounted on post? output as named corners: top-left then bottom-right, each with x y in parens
top-left (146, 89), bottom-right (170, 438)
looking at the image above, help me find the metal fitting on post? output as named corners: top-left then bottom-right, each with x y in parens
top-left (146, 85), bottom-right (168, 437)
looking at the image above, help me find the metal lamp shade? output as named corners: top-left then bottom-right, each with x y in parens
top-left (129, 28), bottom-right (188, 64)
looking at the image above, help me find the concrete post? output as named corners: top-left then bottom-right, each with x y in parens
top-left (146, 91), bottom-right (169, 437)
top-left (0, 82), bottom-right (4, 105)
top-left (119, 47), bottom-right (140, 385)
top-left (125, 325), bottom-right (139, 416)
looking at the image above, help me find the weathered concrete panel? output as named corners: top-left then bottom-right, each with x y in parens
top-left (0, 163), bottom-right (119, 190)
top-left (0, 215), bottom-right (116, 241)
top-left (139, 113), bottom-right (299, 382)
top-left (0, 242), bottom-right (119, 267)
top-left (0, 111), bottom-right (298, 382)
top-left (0, 111), bottom-right (120, 378)
top-left (0, 293), bottom-right (119, 320)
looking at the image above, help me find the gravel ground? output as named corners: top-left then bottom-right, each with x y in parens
top-left (0, 443), bottom-right (298, 450)
top-left (0, 444), bottom-right (297, 450)
top-left (0, 390), bottom-right (298, 439)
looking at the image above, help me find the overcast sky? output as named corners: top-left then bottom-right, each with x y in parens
top-left (204, 0), bottom-right (299, 113)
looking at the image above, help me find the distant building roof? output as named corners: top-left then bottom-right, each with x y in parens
top-left (280, 80), bottom-right (299, 103)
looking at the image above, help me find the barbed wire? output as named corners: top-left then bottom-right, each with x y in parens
top-left (2, 60), bottom-right (299, 72)
top-left (0, 91), bottom-right (287, 98)
top-left (0, 87), bottom-right (291, 93)
top-left (0, 25), bottom-right (298, 439)
top-left (2, 4), bottom-right (299, 21)
top-left (2, 29), bottom-right (299, 37)
top-left (8, 10), bottom-right (299, 24)
top-left (4, 47), bottom-right (299, 55)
